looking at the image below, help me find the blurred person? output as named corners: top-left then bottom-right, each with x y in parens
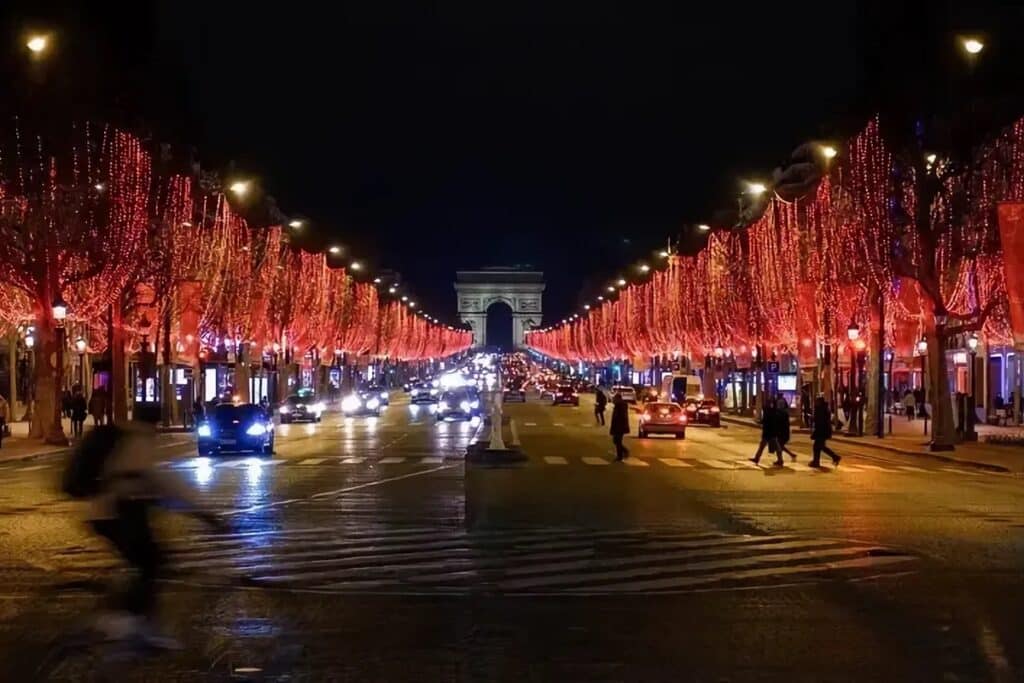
top-left (89, 387), bottom-right (107, 426)
top-left (594, 385), bottom-right (607, 426)
top-left (750, 395), bottom-right (783, 466)
top-left (70, 387), bottom-right (88, 438)
top-left (902, 390), bottom-right (916, 421)
top-left (609, 391), bottom-right (630, 461)
top-left (809, 395), bottom-right (841, 467)
top-left (775, 395), bottom-right (799, 461)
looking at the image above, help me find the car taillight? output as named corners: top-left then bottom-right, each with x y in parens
top-left (641, 412), bottom-right (650, 421)
top-left (679, 415), bottom-right (687, 423)
top-left (710, 406), bottom-right (720, 413)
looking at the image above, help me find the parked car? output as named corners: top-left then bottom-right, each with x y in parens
top-left (552, 384), bottom-right (580, 406)
top-left (197, 403), bottom-right (275, 455)
top-left (278, 393), bottom-right (326, 423)
top-left (638, 402), bottom-right (687, 439)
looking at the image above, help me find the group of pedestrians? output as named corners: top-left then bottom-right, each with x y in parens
top-left (60, 385), bottom-right (110, 438)
top-left (751, 393), bottom-right (841, 468)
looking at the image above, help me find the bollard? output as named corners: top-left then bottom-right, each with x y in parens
top-left (487, 365), bottom-right (507, 451)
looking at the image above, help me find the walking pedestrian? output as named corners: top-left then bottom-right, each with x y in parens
top-left (609, 391), bottom-right (630, 461)
top-left (66, 403), bottom-right (225, 647)
top-left (809, 395), bottom-right (841, 467)
top-left (800, 384), bottom-right (812, 429)
top-left (902, 390), bottom-right (915, 421)
top-left (750, 397), bottom-right (783, 466)
top-left (62, 388), bottom-right (73, 419)
top-left (89, 387), bottom-right (106, 426)
top-left (594, 386), bottom-right (607, 426)
top-left (775, 395), bottom-right (799, 461)
top-left (0, 393), bottom-right (8, 448)
top-left (71, 387), bottom-right (88, 438)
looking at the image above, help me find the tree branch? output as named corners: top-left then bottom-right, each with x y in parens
top-left (945, 298), bottom-right (1001, 336)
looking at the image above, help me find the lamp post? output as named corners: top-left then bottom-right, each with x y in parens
top-left (75, 336), bottom-right (86, 389)
top-left (52, 296), bottom-right (68, 438)
top-left (847, 321), bottom-right (860, 436)
top-left (23, 332), bottom-right (35, 421)
top-left (917, 337), bottom-right (929, 435)
top-left (966, 333), bottom-right (979, 441)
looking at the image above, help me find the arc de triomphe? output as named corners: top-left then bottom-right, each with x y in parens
top-left (454, 268), bottom-right (544, 348)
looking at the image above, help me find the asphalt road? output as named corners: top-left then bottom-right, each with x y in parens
top-left (0, 391), bottom-right (1022, 681)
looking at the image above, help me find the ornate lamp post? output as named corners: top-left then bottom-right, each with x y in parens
top-left (23, 331), bottom-right (35, 421)
top-left (846, 320), bottom-right (860, 435)
top-left (74, 336), bottom-right (86, 389)
top-left (917, 336), bottom-right (928, 434)
top-left (966, 333), bottom-right (979, 441)
top-left (52, 296), bottom-right (68, 437)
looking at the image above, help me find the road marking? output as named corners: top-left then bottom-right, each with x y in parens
top-left (895, 465), bottom-right (929, 473)
top-left (582, 457), bottom-right (610, 466)
top-left (553, 423), bottom-right (565, 427)
top-left (297, 458), bottom-right (326, 466)
top-left (940, 467), bottom-right (983, 476)
top-left (378, 457), bottom-right (406, 464)
top-left (544, 456), bottom-right (569, 465)
top-left (419, 457), bottom-right (444, 464)
top-left (17, 465), bottom-right (50, 472)
top-left (787, 461), bottom-right (816, 472)
top-left (696, 459), bottom-right (738, 469)
top-left (658, 458), bottom-right (693, 467)
top-left (732, 459), bottom-right (762, 469)
top-left (623, 458), bottom-right (649, 467)
top-left (340, 457), bottom-right (365, 464)
top-left (525, 422), bottom-right (537, 427)
top-left (854, 464), bottom-right (895, 472)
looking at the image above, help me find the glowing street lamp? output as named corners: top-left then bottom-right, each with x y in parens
top-left (388, 286), bottom-right (397, 294)
top-left (25, 334), bottom-right (35, 349)
top-left (401, 295), bottom-right (408, 302)
top-left (350, 261), bottom-right (362, 271)
top-left (961, 37), bottom-right (984, 55)
top-left (639, 264), bottom-right (650, 273)
top-left (373, 277), bottom-right (382, 284)
top-left (74, 337), bottom-right (87, 354)
top-left (616, 278), bottom-right (627, 287)
top-left (26, 34), bottom-right (49, 54)
top-left (288, 219), bottom-right (304, 228)
top-left (846, 320), bottom-right (860, 341)
top-left (659, 250), bottom-right (669, 258)
top-left (51, 296), bottom-right (68, 322)
top-left (967, 333), bottom-right (979, 353)
top-left (328, 245), bottom-right (341, 254)
top-left (746, 181), bottom-right (768, 196)
top-left (228, 180), bottom-right (250, 197)
top-left (697, 223), bottom-right (711, 232)
top-left (821, 145), bottom-right (838, 160)
top-left (607, 286), bottom-right (616, 293)
top-left (583, 304), bottom-right (591, 310)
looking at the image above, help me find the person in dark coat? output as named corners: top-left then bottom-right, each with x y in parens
top-left (70, 388), bottom-right (88, 438)
top-left (62, 389), bottom-right (73, 419)
top-left (609, 392), bottom-right (630, 461)
top-left (809, 395), bottom-right (841, 467)
top-left (594, 386), bottom-right (608, 426)
top-left (750, 398), bottom-right (783, 465)
top-left (774, 395), bottom-right (799, 461)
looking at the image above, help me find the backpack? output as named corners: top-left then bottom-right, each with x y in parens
top-left (62, 424), bottom-right (123, 498)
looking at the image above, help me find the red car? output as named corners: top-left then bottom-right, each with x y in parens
top-left (638, 402), bottom-right (687, 439)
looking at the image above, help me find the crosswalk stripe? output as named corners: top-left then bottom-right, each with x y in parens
top-left (853, 464), bottom-right (895, 472)
top-left (582, 457), bottom-right (610, 466)
top-left (657, 458), bottom-right (692, 468)
top-left (623, 458), bottom-right (649, 467)
top-left (16, 465), bottom-right (49, 472)
top-left (787, 461), bottom-right (816, 472)
top-left (696, 459), bottom-right (738, 469)
top-left (525, 422), bottom-right (537, 426)
top-left (419, 457), bottom-right (444, 464)
top-left (544, 456), bottom-right (568, 465)
top-left (940, 467), bottom-right (983, 476)
top-left (378, 457), bottom-right (406, 464)
top-left (297, 458), bottom-right (326, 466)
top-left (732, 459), bottom-right (762, 469)
top-left (553, 423), bottom-right (565, 427)
top-left (340, 457), bottom-right (365, 464)
top-left (896, 465), bottom-right (929, 473)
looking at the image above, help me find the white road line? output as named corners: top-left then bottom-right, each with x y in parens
top-left (17, 465), bottom-right (50, 472)
top-left (895, 465), bottom-right (930, 473)
top-left (378, 457), bottom-right (406, 464)
top-left (340, 457), bottom-right (365, 464)
top-left (553, 423), bottom-right (565, 427)
top-left (787, 461), bottom-right (816, 472)
top-left (582, 456), bottom-right (610, 466)
top-left (658, 458), bottom-right (693, 467)
top-left (696, 459), bottom-right (738, 469)
top-left (854, 464), bottom-right (896, 472)
top-left (732, 459), bottom-right (762, 469)
top-left (419, 457), bottom-right (444, 464)
top-left (940, 467), bottom-right (983, 476)
top-left (525, 422), bottom-right (538, 426)
top-left (544, 456), bottom-right (569, 465)
top-left (623, 458), bottom-right (649, 467)
top-left (833, 464), bottom-right (863, 472)
top-left (297, 458), bottom-right (326, 466)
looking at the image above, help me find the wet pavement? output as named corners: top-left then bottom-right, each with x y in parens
top-left (1, 392), bottom-right (1022, 681)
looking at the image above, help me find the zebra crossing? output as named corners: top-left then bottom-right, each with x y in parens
top-left (43, 525), bottom-right (918, 595)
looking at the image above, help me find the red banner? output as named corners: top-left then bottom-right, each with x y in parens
top-left (997, 202), bottom-right (1024, 349)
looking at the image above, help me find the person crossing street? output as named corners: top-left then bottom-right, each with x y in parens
top-left (809, 395), bottom-right (842, 468)
top-left (594, 386), bottom-right (607, 426)
top-left (609, 391), bottom-right (630, 461)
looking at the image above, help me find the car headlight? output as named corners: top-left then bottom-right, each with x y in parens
top-left (197, 424), bottom-right (212, 437)
top-left (430, 388), bottom-right (438, 395)
top-left (439, 401), bottom-right (449, 411)
top-left (366, 398), bottom-right (380, 410)
top-left (459, 400), bottom-right (471, 412)
top-left (411, 388), bottom-right (419, 396)
top-left (246, 423), bottom-right (267, 436)
top-left (341, 395), bottom-right (361, 412)
top-left (313, 401), bottom-right (326, 413)
top-left (279, 405), bottom-right (290, 414)
top-left (380, 391), bottom-right (388, 399)
top-left (470, 400), bottom-right (479, 409)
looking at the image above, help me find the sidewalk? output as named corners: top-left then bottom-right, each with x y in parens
top-left (719, 413), bottom-right (1024, 474)
top-left (0, 420), bottom-right (75, 463)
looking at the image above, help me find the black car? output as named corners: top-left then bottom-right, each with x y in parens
top-left (684, 397), bottom-right (722, 427)
top-left (341, 389), bottom-right (384, 416)
top-left (436, 388), bottom-right (482, 421)
top-left (197, 403), bottom-right (275, 456)
top-left (503, 380), bottom-right (527, 402)
top-left (410, 382), bottom-right (440, 404)
top-left (552, 384), bottom-right (580, 406)
top-left (363, 384), bottom-right (390, 406)
top-left (278, 393), bottom-right (326, 423)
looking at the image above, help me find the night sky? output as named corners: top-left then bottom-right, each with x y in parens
top-left (3, 1), bottom-right (1023, 325)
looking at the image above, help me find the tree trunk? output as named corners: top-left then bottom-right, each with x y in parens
top-left (927, 321), bottom-right (957, 450)
top-left (111, 303), bottom-right (129, 424)
top-left (864, 289), bottom-right (882, 437)
top-left (30, 314), bottom-right (67, 445)
top-left (160, 306), bottom-right (174, 427)
top-left (236, 345), bottom-right (251, 404)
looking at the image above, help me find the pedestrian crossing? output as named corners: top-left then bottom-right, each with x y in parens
top-left (43, 525), bottom-right (918, 595)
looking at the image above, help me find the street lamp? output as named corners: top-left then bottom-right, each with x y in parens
top-left (845, 321), bottom-right (861, 435)
top-left (607, 286), bottom-right (616, 293)
top-left (328, 245), bottom-right (341, 254)
top-left (746, 182), bottom-right (768, 196)
top-left (26, 34), bottom-right (49, 54)
top-left (821, 145), bottom-right (838, 160)
top-left (639, 264), bottom-right (650, 273)
top-left (697, 223), bottom-right (711, 232)
top-left (229, 180), bottom-right (250, 197)
top-left (617, 278), bottom-right (627, 287)
top-left (75, 337), bottom-right (86, 389)
top-left (288, 219), bottom-right (304, 229)
top-left (961, 37), bottom-right (984, 55)
top-left (966, 333), bottom-right (979, 440)
top-left (52, 296), bottom-right (68, 322)
top-left (350, 261), bottom-right (362, 271)
top-left (51, 296), bottom-right (69, 438)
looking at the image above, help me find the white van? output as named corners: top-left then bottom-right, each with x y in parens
top-left (660, 374), bottom-right (702, 403)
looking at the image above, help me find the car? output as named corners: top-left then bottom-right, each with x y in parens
top-left (363, 384), bottom-right (390, 406)
top-left (684, 397), bottom-right (722, 427)
top-left (197, 403), bottom-right (275, 455)
top-left (410, 382), bottom-right (440, 404)
top-left (611, 385), bottom-right (638, 404)
top-left (341, 389), bottom-right (383, 417)
top-left (503, 380), bottom-right (527, 402)
top-left (640, 385), bottom-right (660, 403)
top-left (436, 388), bottom-right (482, 421)
top-left (552, 384), bottom-right (580, 406)
top-left (278, 393), bottom-right (326, 423)
top-left (638, 402), bottom-right (687, 439)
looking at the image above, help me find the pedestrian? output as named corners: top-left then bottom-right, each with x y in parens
top-left (609, 391), bottom-right (630, 461)
top-left (800, 385), bottom-right (812, 429)
top-left (71, 387), bottom-right (88, 438)
top-left (902, 390), bottom-right (915, 421)
top-left (809, 395), bottom-right (841, 467)
top-left (68, 403), bottom-right (225, 647)
top-left (594, 386), bottom-right (607, 426)
top-left (775, 395), bottom-right (799, 461)
top-left (0, 393), bottom-right (8, 448)
top-left (89, 387), bottom-right (106, 426)
top-left (62, 388), bottom-right (73, 419)
top-left (914, 388), bottom-right (927, 419)
top-left (750, 397), bottom-right (783, 466)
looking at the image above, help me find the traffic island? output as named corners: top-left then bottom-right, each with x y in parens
top-left (466, 415), bottom-right (527, 464)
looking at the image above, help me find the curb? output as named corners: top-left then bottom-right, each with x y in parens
top-left (720, 415), bottom-right (1012, 474)
top-left (0, 444), bottom-right (71, 464)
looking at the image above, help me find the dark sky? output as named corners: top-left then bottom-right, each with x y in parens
top-left (3, 1), bottom-right (1023, 324)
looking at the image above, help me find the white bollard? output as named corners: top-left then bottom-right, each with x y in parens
top-left (488, 366), bottom-right (507, 451)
